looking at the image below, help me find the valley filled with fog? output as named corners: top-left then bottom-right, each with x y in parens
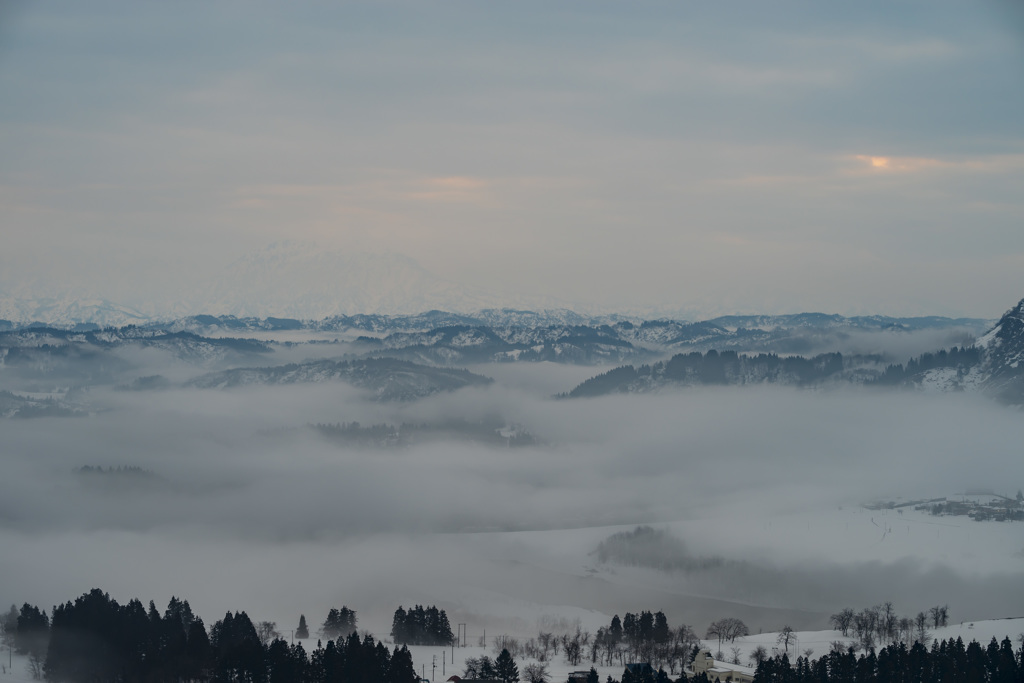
top-left (2, 319), bottom-right (1022, 642)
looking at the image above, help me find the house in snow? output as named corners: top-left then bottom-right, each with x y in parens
top-left (689, 650), bottom-right (755, 683)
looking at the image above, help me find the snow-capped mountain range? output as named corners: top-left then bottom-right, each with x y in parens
top-left (0, 242), bottom-right (596, 326)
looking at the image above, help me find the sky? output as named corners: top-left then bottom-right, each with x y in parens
top-left (1, 1), bottom-right (1023, 318)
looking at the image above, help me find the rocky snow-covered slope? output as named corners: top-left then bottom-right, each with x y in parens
top-left (973, 298), bottom-right (1024, 401)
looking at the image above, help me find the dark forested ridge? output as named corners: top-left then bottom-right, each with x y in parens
top-left (563, 347), bottom-right (983, 399)
top-left (564, 298), bottom-right (1024, 403)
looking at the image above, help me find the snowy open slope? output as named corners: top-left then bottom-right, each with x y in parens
top-left (402, 617), bottom-right (1024, 683)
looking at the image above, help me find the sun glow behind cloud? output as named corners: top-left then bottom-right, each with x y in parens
top-left (853, 155), bottom-right (949, 172)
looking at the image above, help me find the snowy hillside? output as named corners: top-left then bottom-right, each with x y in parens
top-left (0, 289), bottom-right (153, 328)
top-left (186, 357), bottom-right (493, 401)
top-left (974, 298), bottom-right (1024, 402)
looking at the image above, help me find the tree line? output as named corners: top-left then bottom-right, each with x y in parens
top-left (390, 605), bottom-right (454, 646)
top-left (486, 611), bottom-right (704, 677)
top-left (750, 636), bottom-right (1022, 683)
top-left (1, 589), bottom-right (416, 683)
top-left (565, 350), bottom-right (851, 397)
top-left (564, 345), bottom-right (985, 398)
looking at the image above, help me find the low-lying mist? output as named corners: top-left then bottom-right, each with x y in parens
top-left (1, 360), bottom-right (1022, 636)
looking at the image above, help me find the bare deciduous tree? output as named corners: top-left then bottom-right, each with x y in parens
top-left (777, 626), bottom-right (795, 653)
top-left (880, 602), bottom-right (897, 642)
top-left (493, 635), bottom-right (521, 659)
top-left (256, 621), bottom-right (280, 647)
top-left (523, 663), bottom-right (549, 683)
top-left (706, 617), bottom-right (749, 654)
top-left (705, 620), bottom-right (726, 654)
top-left (915, 612), bottom-right (930, 645)
top-left (830, 609), bottom-right (854, 637)
top-left (28, 652), bottom-right (45, 681)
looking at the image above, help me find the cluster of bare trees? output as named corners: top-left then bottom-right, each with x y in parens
top-left (496, 629), bottom-right (591, 667)
top-left (704, 617), bottom-right (749, 658)
top-left (497, 631), bottom-right (572, 664)
top-left (830, 603), bottom-right (949, 651)
top-left (497, 613), bottom-right (701, 677)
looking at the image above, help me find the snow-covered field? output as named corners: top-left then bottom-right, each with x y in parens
top-left (405, 617), bottom-right (1024, 682)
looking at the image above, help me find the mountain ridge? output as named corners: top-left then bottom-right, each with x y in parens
top-left (561, 297), bottom-right (1024, 404)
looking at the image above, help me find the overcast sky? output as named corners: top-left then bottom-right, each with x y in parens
top-left (1, 1), bottom-right (1022, 317)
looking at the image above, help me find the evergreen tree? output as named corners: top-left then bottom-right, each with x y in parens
top-left (496, 648), bottom-right (520, 683)
top-left (609, 615), bottom-right (623, 647)
top-left (14, 603), bottom-right (48, 658)
top-left (184, 617), bottom-right (212, 680)
top-left (653, 612), bottom-right (670, 645)
top-left (389, 645), bottom-right (418, 683)
top-left (210, 611), bottom-right (266, 683)
top-left (639, 611), bottom-right (654, 644)
top-left (267, 638), bottom-right (305, 683)
top-left (390, 604), bottom-right (453, 645)
top-left (296, 614), bottom-right (309, 640)
top-left (321, 606), bottom-right (357, 641)
top-left (623, 613), bottom-right (639, 648)
top-left (391, 607), bottom-right (408, 644)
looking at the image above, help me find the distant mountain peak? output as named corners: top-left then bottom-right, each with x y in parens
top-left (192, 242), bottom-right (541, 319)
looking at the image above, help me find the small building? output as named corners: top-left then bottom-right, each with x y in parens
top-left (568, 672), bottom-right (592, 683)
top-left (690, 650), bottom-right (755, 683)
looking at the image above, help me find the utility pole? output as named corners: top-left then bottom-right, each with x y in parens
top-left (432, 654), bottom-right (436, 681)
